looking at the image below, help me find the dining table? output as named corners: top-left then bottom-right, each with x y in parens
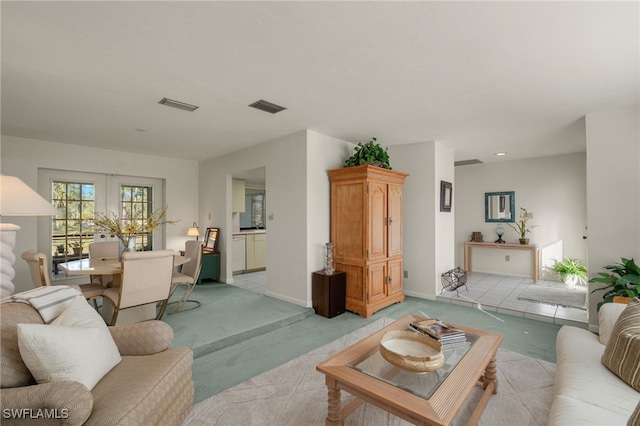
top-left (58, 254), bottom-right (190, 287)
top-left (58, 253), bottom-right (190, 324)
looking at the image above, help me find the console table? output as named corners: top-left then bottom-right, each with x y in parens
top-left (463, 242), bottom-right (539, 282)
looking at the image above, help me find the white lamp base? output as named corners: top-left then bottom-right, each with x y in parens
top-left (0, 223), bottom-right (20, 297)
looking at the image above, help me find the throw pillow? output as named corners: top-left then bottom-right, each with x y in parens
top-left (629, 398), bottom-right (640, 426)
top-left (601, 298), bottom-right (640, 392)
top-left (17, 296), bottom-right (122, 390)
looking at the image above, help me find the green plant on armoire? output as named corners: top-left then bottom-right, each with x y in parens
top-left (344, 137), bottom-right (391, 169)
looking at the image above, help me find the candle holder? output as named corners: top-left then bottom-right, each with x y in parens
top-left (324, 243), bottom-right (335, 275)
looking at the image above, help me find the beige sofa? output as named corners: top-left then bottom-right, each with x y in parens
top-left (0, 301), bottom-right (193, 425)
top-left (549, 301), bottom-right (640, 425)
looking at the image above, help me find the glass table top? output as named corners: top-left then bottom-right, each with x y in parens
top-left (348, 330), bottom-right (479, 400)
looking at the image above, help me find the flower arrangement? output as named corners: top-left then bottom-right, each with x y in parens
top-left (507, 207), bottom-right (537, 243)
top-left (94, 205), bottom-right (178, 252)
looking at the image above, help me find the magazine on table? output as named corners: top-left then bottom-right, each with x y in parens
top-left (409, 319), bottom-right (466, 344)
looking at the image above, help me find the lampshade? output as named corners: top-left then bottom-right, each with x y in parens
top-left (187, 222), bottom-right (200, 239)
top-left (0, 175), bottom-right (60, 298)
top-left (0, 175), bottom-right (60, 216)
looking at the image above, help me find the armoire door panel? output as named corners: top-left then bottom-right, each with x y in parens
top-left (332, 182), bottom-right (366, 262)
top-left (387, 258), bottom-right (403, 296)
top-left (368, 262), bottom-right (387, 304)
top-left (368, 182), bottom-right (387, 261)
top-left (387, 183), bottom-right (403, 258)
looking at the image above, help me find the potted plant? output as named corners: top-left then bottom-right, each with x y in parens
top-left (69, 241), bottom-right (83, 256)
top-left (590, 257), bottom-right (640, 311)
top-left (507, 207), bottom-right (536, 244)
top-left (56, 244), bottom-right (66, 255)
top-left (344, 137), bottom-right (391, 169)
top-left (552, 258), bottom-right (587, 288)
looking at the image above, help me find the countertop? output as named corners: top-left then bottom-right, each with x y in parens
top-left (233, 229), bottom-right (267, 235)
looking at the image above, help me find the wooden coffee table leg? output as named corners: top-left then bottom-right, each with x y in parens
top-left (482, 352), bottom-right (498, 394)
top-left (326, 377), bottom-right (343, 426)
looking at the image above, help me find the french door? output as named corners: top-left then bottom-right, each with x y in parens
top-left (38, 170), bottom-right (164, 279)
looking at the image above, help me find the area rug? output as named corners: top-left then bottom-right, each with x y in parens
top-left (517, 282), bottom-right (587, 310)
top-left (184, 318), bottom-right (555, 426)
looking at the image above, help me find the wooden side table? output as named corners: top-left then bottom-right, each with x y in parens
top-left (312, 271), bottom-right (346, 318)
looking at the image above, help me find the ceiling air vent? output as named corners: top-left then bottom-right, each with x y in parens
top-left (159, 98), bottom-right (199, 112)
top-left (454, 159), bottom-right (484, 167)
top-left (249, 99), bottom-right (287, 114)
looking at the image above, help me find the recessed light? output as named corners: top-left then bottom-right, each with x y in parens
top-left (159, 98), bottom-right (199, 112)
top-left (494, 152), bottom-right (507, 156)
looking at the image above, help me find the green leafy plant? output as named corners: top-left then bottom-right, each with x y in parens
top-left (68, 241), bottom-right (82, 248)
top-left (590, 257), bottom-right (640, 311)
top-left (344, 137), bottom-right (391, 169)
top-left (507, 207), bottom-right (536, 239)
top-left (552, 258), bottom-right (587, 285)
top-left (56, 244), bottom-right (66, 253)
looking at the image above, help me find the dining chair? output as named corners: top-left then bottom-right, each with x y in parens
top-left (168, 240), bottom-right (204, 314)
top-left (88, 241), bottom-right (120, 287)
top-left (20, 250), bottom-right (105, 307)
top-left (101, 250), bottom-right (175, 326)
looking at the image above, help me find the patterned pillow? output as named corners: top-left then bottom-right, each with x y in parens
top-left (601, 298), bottom-right (640, 392)
top-left (629, 399), bottom-right (640, 426)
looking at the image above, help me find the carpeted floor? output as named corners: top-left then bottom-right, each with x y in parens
top-left (517, 282), bottom-right (587, 310)
top-left (163, 282), bottom-right (562, 404)
top-left (184, 318), bottom-right (555, 426)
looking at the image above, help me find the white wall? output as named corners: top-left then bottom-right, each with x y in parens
top-left (586, 106), bottom-right (640, 327)
top-left (199, 130), bottom-right (352, 307)
top-left (306, 131), bottom-right (353, 304)
top-left (0, 135), bottom-right (199, 293)
top-left (454, 153), bottom-right (587, 279)
top-left (388, 141), bottom-right (455, 299)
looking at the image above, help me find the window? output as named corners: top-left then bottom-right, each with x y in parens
top-left (119, 185), bottom-right (154, 251)
top-left (51, 181), bottom-right (95, 258)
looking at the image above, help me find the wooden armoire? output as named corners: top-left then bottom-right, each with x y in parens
top-left (328, 165), bottom-right (408, 318)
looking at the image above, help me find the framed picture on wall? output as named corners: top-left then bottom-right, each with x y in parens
top-left (440, 181), bottom-right (452, 212)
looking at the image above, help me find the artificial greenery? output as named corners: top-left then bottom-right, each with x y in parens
top-left (590, 257), bottom-right (640, 311)
top-left (344, 137), bottom-right (391, 169)
top-left (507, 207), bottom-right (537, 239)
top-left (552, 258), bottom-right (587, 285)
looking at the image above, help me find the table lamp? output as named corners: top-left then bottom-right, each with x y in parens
top-left (0, 175), bottom-right (60, 297)
top-left (495, 224), bottom-right (506, 244)
top-left (187, 222), bottom-right (200, 240)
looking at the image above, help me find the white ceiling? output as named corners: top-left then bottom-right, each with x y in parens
top-left (1, 1), bottom-right (638, 164)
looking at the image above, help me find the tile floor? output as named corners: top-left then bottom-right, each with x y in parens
top-left (228, 270), bottom-right (588, 328)
top-left (436, 272), bottom-right (588, 328)
top-left (228, 270), bottom-right (266, 294)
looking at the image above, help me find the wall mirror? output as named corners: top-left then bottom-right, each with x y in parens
top-left (204, 227), bottom-right (219, 252)
top-left (485, 191), bottom-right (515, 222)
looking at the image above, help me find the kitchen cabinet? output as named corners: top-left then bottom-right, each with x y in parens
top-left (232, 179), bottom-right (245, 212)
top-left (328, 165), bottom-right (408, 318)
top-left (232, 235), bottom-right (246, 273)
top-left (246, 233), bottom-right (266, 271)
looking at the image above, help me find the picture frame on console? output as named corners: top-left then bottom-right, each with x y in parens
top-left (440, 181), bottom-right (452, 212)
top-left (203, 227), bottom-right (219, 252)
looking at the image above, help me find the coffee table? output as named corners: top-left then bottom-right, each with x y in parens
top-left (316, 314), bottom-right (503, 425)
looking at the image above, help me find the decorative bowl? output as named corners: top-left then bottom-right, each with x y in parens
top-left (379, 330), bottom-right (444, 373)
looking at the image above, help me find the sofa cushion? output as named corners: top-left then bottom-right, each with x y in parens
top-left (599, 301), bottom-right (629, 345)
top-left (17, 296), bottom-right (121, 390)
top-left (86, 347), bottom-right (193, 426)
top-left (554, 325), bottom-right (639, 416)
top-left (0, 302), bottom-right (42, 388)
top-left (601, 298), bottom-right (640, 392)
